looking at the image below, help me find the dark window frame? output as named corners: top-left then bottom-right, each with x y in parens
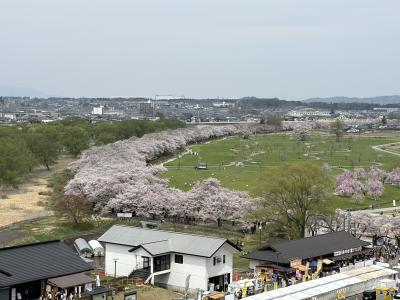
top-left (153, 254), bottom-right (171, 272)
top-left (175, 254), bottom-right (183, 264)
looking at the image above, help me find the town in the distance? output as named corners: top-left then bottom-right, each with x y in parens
top-left (1, 94), bottom-right (400, 300)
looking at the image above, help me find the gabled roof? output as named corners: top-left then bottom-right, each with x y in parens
top-left (244, 231), bottom-right (370, 264)
top-left (0, 240), bottom-right (92, 288)
top-left (98, 225), bottom-right (240, 257)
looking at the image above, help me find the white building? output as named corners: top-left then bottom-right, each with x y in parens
top-left (154, 95), bottom-right (185, 100)
top-left (98, 225), bottom-right (240, 291)
top-left (287, 109), bottom-right (332, 118)
top-left (92, 106), bottom-right (104, 115)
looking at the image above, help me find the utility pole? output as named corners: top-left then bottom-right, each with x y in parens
top-left (113, 258), bottom-right (119, 278)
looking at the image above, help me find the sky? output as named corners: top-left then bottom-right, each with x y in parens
top-left (0, 0), bottom-right (399, 100)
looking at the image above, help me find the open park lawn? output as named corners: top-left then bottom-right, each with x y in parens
top-left (160, 131), bottom-right (400, 210)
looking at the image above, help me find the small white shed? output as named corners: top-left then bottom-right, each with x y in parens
top-left (88, 240), bottom-right (104, 257)
top-left (74, 238), bottom-right (92, 258)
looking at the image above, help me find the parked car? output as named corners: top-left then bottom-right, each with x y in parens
top-left (194, 163), bottom-right (208, 169)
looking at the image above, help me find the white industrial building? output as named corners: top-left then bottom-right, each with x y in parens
top-left (92, 106), bottom-right (104, 115)
top-left (98, 225), bottom-right (240, 291)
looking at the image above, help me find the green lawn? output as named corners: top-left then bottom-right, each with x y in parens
top-left (161, 131), bottom-right (400, 209)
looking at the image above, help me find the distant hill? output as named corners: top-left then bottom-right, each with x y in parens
top-left (303, 96), bottom-right (400, 105)
top-left (0, 85), bottom-right (50, 98)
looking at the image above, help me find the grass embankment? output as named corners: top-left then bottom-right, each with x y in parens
top-left (161, 131), bottom-right (400, 210)
top-left (0, 156), bottom-right (75, 228)
top-left (8, 217), bottom-right (139, 246)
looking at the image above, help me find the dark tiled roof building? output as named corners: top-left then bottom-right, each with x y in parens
top-left (0, 240), bottom-right (92, 300)
top-left (244, 231), bottom-right (370, 265)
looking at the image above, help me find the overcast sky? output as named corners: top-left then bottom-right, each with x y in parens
top-left (0, 0), bottom-right (399, 100)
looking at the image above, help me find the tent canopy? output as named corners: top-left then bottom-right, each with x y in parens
top-left (48, 273), bottom-right (94, 289)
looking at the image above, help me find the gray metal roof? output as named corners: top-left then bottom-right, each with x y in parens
top-left (74, 238), bottom-right (91, 252)
top-left (0, 241), bottom-right (92, 288)
top-left (98, 225), bottom-right (239, 257)
top-left (244, 231), bottom-right (370, 263)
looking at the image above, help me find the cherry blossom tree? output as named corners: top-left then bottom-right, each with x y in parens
top-left (335, 167), bottom-right (390, 201)
top-left (64, 125), bottom-right (257, 224)
top-left (353, 167), bottom-right (366, 179)
top-left (365, 178), bottom-right (384, 201)
top-left (388, 167), bottom-right (400, 187)
top-left (189, 178), bottom-right (253, 226)
top-left (335, 171), bottom-right (362, 197)
top-left (335, 177), bottom-right (362, 197)
top-left (292, 123), bottom-right (311, 141)
top-left (334, 210), bottom-right (400, 240)
top-left (368, 167), bottom-right (387, 183)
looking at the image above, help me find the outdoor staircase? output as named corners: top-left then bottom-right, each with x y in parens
top-left (129, 268), bottom-right (151, 282)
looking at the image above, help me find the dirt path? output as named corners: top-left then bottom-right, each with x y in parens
top-left (0, 156), bottom-right (75, 228)
top-left (372, 142), bottom-right (400, 157)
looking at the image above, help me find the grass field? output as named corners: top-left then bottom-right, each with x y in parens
top-left (2, 130), bottom-right (400, 270)
top-left (160, 131), bottom-right (400, 210)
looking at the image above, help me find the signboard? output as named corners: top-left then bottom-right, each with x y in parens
top-left (336, 288), bottom-right (347, 299)
top-left (124, 291), bottom-right (137, 300)
top-left (290, 259), bottom-right (302, 268)
top-left (333, 246), bottom-right (362, 257)
top-left (117, 212), bottom-right (133, 218)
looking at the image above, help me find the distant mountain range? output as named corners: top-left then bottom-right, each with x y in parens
top-left (0, 85), bottom-right (50, 98)
top-left (303, 96), bottom-right (400, 105)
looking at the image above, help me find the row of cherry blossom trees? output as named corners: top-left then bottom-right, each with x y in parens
top-left (335, 210), bottom-right (400, 240)
top-left (283, 117), bottom-right (385, 132)
top-left (335, 166), bottom-right (400, 202)
top-left (65, 125), bottom-right (260, 225)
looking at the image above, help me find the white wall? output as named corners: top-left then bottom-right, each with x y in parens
top-left (154, 244), bottom-right (236, 291)
top-left (104, 242), bottom-right (236, 291)
top-left (104, 243), bottom-right (137, 277)
top-left (155, 253), bottom-right (208, 291)
top-left (206, 243), bottom-right (235, 282)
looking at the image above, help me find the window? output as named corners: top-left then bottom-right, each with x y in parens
top-left (175, 254), bottom-right (183, 264)
top-left (153, 255), bottom-right (170, 272)
top-left (213, 256), bottom-right (223, 265)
